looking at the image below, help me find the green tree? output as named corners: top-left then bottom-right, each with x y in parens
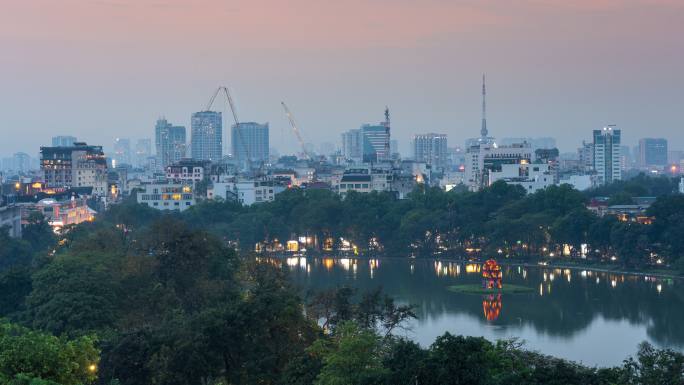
top-left (311, 322), bottom-right (388, 385)
top-left (0, 321), bottom-right (99, 385)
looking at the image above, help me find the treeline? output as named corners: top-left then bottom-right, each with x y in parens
top-left (1, 212), bottom-right (684, 384)
top-left (109, 174), bottom-right (684, 269)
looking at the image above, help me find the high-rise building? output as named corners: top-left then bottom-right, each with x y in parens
top-left (593, 126), bottom-right (621, 185)
top-left (341, 109), bottom-right (391, 164)
top-left (12, 152), bottom-right (31, 173)
top-left (231, 122), bottom-right (269, 169)
top-left (578, 141), bottom-right (594, 172)
top-left (413, 133), bottom-right (448, 170)
top-left (52, 136), bottom-right (77, 147)
top-left (155, 118), bottom-right (187, 168)
top-left (341, 129), bottom-right (363, 163)
top-left (41, 142), bottom-right (108, 195)
top-left (135, 139), bottom-right (152, 168)
top-left (361, 124), bottom-right (390, 163)
top-left (638, 138), bottom-right (668, 167)
top-left (191, 111), bottom-right (223, 161)
top-left (113, 138), bottom-right (131, 166)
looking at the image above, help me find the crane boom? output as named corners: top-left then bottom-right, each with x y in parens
top-left (281, 101), bottom-right (310, 160)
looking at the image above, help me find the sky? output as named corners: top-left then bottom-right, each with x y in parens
top-left (1, 0), bottom-right (683, 157)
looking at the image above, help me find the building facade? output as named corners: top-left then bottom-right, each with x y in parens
top-left (52, 136), bottom-right (77, 147)
top-left (638, 138), bottom-right (668, 167)
top-left (165, 159), bottom-right (208, 184)
top-left (231, 122), bottom-right (269, 169)
top-left (191, 111), bottom-right (223, 161)
top-left (413, 133), bottom-right (448, 171)
top-left (113, 138), bottom-right (131, 166)
top-left (488, 163), bottom-right (554, 193)
top-left (137, 182), bottom-right (195, 211)
top-left (465, 142), bottom-right (533, 191)
top-left (593, 127), bottom-right (621, 185)
top-left (341, 129), bottom-right (363, 163)
top-left (155, 119), bottom-right (187, 168)
top-left (40, 142), bottom-right (108, 195)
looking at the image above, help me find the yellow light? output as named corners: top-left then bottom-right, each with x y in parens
top-left (88, 364), bottom-right (97, 373)
top-left (14, 182), bottom-right (20, 190)
top-left (182, 185), bottom-right (192, 193)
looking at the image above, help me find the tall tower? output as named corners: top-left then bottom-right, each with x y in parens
top-left (480, 74), bottom-right (488, 138)
top-left (384, 106), bottom-right (391, 158)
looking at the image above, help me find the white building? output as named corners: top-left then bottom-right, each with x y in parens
top-left (679, 177), bottom-right (684, 194)
top-left (165, 160), bottom-right (207, 184)
top-left (413, 133), bottom-right (448, 170)
top-left (489, 162), bottom-right (553, 193)
top-left (208, 180), bottom-right (285, 205)
top-left (559, 174), bottom-right (594, 191)
top-left (593, 127), bottom-right (621, 185)
top-left (137, 182), bottom-right (195, 211)
top-left (465, 141), bottom-right (532, 191)
top-left (337, 168), bottom-right (392, 196)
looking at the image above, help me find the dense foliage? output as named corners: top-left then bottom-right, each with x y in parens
top-left (1, 175), bottom-right (683, 384)
top-left (177, 175), bottom-right (682, 268)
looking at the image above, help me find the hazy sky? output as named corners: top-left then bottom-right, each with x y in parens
top-left (1, 0), bottom-right (683, 157)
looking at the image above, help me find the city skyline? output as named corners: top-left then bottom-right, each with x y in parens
top-left (1, 0), bottom-right (683, 157)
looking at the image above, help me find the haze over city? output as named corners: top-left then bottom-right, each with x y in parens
top-left (1, 0), bottom-right (683, 156)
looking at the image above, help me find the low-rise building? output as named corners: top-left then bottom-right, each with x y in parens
top-left (208, 179), bottom-right (286, 205)
top-left (165, 159), bottom-right (209, 184)
top-left (137, 182), bottom-right (195, 211)
top-left (488, 162), bottom-right (553, 193)
top-left (23, 196), bottom-right (95, 230)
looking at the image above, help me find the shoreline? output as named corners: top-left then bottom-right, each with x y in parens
top-left (257, 253), bottom-right (683, 280)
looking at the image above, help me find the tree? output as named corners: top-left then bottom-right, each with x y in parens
top-left (310, 322), bottom-right (388, 385)
top-left (0, 321), bottom-right (99, 385)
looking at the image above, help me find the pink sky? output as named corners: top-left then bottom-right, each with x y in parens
top-left (1, 0), bottom-right (683, 155)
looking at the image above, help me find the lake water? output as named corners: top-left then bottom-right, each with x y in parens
top-left (279, 256), bottom-right (684, 367)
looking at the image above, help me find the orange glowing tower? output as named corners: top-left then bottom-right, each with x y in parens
top-left (482, 259), bottom-right (502, 289)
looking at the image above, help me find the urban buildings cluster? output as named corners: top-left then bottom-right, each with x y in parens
top-left (1, 79), bottom-right (683, 239)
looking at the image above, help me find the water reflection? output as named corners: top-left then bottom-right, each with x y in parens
top-left (264, 256), bottom-right (683, 365)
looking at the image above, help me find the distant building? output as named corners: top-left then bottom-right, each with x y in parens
top-left (679, 177), bottom-right (684, 194)
top-left (52, 136), bottom-right (77, 147)
top-left (40, 142), bottom-right (108, 195)
top-left (593, 127), bottom-right (621, 185)
top-left (28, 197), bottom-right (94, 229)
top-left (155, 118), bottom-right (187, 168)
top-left (136, 181), bottom-right (195, 211)
top-left (191, 111), bottom-right (223, 161)
top-left (231, 122), bottom-right (269, 169)
top-left (413, 133), bottom-right (448, 171)
top-left (489, 162), bottom-right (554, 193)
top-left (113, 138), bottom-right (132, 166)
top-left (341, 129), bottom-right (363, 163)
top-left (209, 179), bottom-right (285, 205)
top-left (12, 152), bottom-right (32, 173)
top-left (361, 124), bottom-right (390, 163)
top-left (135, 138), bottom-right (152, 168)
top-left (638, 138), bottom-right (668, 167)
top-left (465, 142), bottom-right (533, 191)
top-left (341, 110), bottom-right (391, 164)
top-left (165, 159), bottom-right (208, 184)
top-left (578, 141), bottom-right (594, 172)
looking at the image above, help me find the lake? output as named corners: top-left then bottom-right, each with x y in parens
top-left (278, 256), bottom-right (684, 367)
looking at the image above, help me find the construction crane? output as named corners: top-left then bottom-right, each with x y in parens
top-left (206, 86), bottom-right (239, 126)
top-left (281, 101), bottom-right (311, 160)
top-left (205, 86), bottom-right (258, 173)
